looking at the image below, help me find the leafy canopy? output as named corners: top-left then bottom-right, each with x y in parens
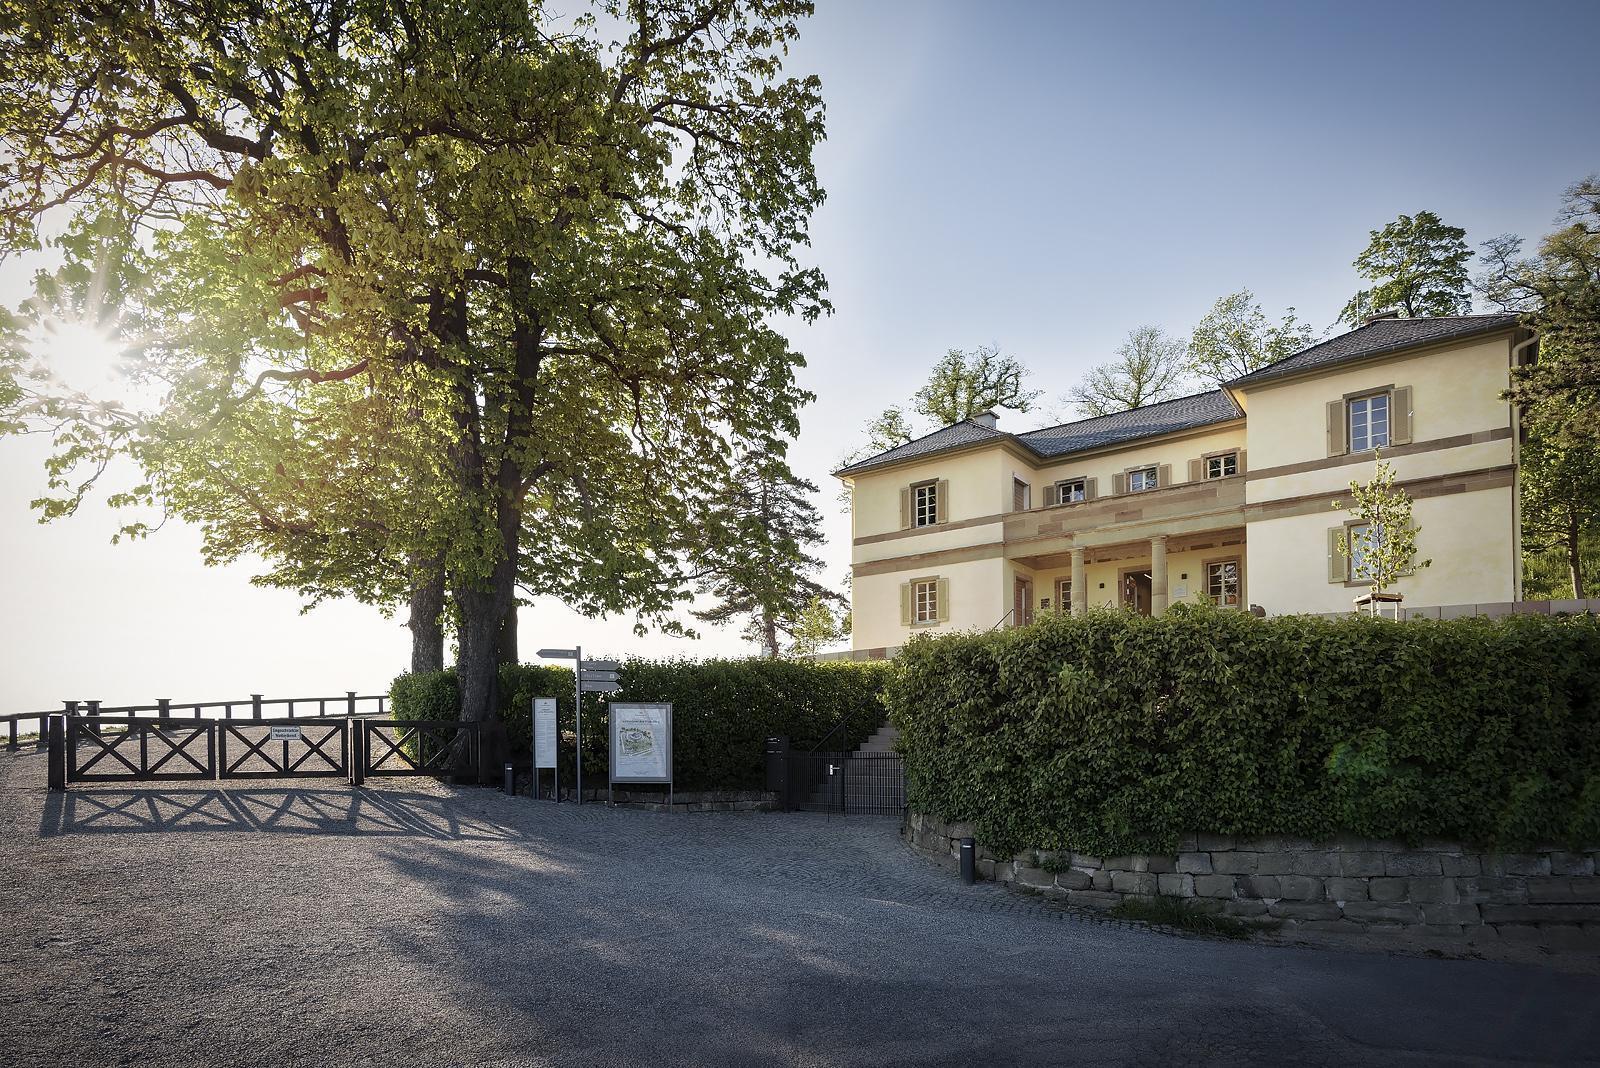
top-left (1065, 325), bottom-right (1194, 417)
top-left (1187, 289), bottom-right (1314, 384)
top-left (1341, 210), bottom-right (1473, 324)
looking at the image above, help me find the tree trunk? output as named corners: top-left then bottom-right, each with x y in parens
top-left (497, 602), bottom-right (519, 666)
top-left (1569, 518), bottom-right (1586, 600)
top-left (762, 610), bottom-right (779, 659)
top-left (407, 555), bottom-right (447, 675)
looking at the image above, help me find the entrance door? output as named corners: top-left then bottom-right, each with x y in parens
top-left (1013, 577), bottom-right (1034, 627)
top-left (1121, 570), bottom-right (1152, 616)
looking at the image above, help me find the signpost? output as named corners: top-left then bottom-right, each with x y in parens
top-left (607, 702), bottom-right (672, 808)
top-left (532, 697), bottom-right (557, 801)
top-left (536, 646), bottom-right (621, 803)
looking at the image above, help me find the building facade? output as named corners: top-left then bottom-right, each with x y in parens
top-left (835, 314), bottom-right (1533, 655)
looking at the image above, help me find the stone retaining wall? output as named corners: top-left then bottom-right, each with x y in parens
top-left (906, 813), bottom-right (1600, 954)
top-left (515, 781), bottom-right (776, 812)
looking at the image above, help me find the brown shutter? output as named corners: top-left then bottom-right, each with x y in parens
top-left (1188, 458), bottom-right (1205, 482)
top-left (1084, 477), bottom-right (1098, 501)
top-left (1112, 471), bottom-right (1126, 495)
top-left (1043, 483), bottom-right (1058, 506)
top-left (1328, 527), bottom-right (1347, 583)
top-left (900, 487), bottom-right (911, 529)
top-left (1326, 400), bottom-right (1347, 457)
top-left (900, 582), bottom-right (912, 625)
top-left (1390, 386), bottom-right (1413, 445)
top-left (1237, 450), bottom-right (1247, 474)
top-left (936, 479), bottom-right (950, 523)
top-left (935, 578), bottom-right (951, 622)
top-left (1158, 463), bottom-right (1172, 488)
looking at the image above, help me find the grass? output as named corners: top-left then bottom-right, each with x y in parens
top-left (1109, 895), bottom-right (1262, 940)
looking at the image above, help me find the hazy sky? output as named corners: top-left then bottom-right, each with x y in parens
top-left (2, 0), bottom-right (1595, 710)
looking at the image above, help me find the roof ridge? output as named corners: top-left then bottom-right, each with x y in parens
top-left (1226, 312), bottom-right (1523, 388)
top-left (1017, 387), bottom-right (1233, 439)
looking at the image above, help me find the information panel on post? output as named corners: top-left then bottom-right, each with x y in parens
top-left (533, 698), bottom-right (557, 770)
top-left (607, 702), bottom-right (672, 805)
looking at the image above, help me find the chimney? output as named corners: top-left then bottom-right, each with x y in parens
top-left (971, 409), bottom-right (999, 429)
top-left (1361, 308), bottom-right (1403, 327)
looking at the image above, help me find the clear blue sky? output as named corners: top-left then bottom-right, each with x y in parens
top-left (1, 1), bottom-right (1594, 708)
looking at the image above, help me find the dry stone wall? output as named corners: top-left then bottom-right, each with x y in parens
top-left (907, 813), bottom-right (1600, 955)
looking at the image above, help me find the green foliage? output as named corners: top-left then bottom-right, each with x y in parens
top-left (788, 595), bottom-right (845, 656)
top-left (1525, 529), bottom-right (1600, 600)
top-left (887, 605), bottom-right (1600, 858)
top-left (1187, 290), bottom-right (1315, 384)
top-left (1340, 210), bottom-right (1473, 324)
top-left (1065, 325), bottom-right (1195, 418)
top-left (392, 657), bottom-right (894, 792)
top-left (912, 345), bottom-right (1042, 425)
top-left (1109, 896), bottom-right (1257, 939)
top-left (1333, 453), bottom-right (1431, 600)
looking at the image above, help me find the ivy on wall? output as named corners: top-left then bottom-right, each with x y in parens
top-left (887, 605), bottom-right (1600, 857)
top-left (392, 659), bottom-right (894, 792)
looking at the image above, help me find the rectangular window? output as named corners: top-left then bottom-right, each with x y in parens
top-left (913, 481), bottom-right (939, 527)
top-left (1205, 560), bottom-right (1240, 607)
top-left (1349, 393), bottom-right (1390, 453)
top-left (1054, 478), bottom-right (1086, 503)
top-left (1347, 523), bottom-right (1382, 580)
top-left (912, 578), bottom-right (939, 624)
top-left (1055, 577), bottom-right (1072, 613)
top-left (1013, 478), bottom-right (1030, 512)
top-left (1127, 467), bottom-right (1158, 492)
top-left (1205, 452), bottom-right (1239, 479)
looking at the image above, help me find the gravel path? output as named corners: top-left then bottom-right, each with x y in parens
top-left (2, 748), bottom-right (1597, 1067)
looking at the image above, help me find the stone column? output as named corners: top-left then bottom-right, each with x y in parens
top-left (1150, 536), bottom-right (1169, 617)
top-left (1070, 547), bottom-right (1087, 617)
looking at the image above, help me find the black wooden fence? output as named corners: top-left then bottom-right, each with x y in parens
top-left (4, 691), bottom-right (388, 752)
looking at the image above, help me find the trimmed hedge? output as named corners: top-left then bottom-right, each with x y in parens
top-left (391, 657), bottom-right (895, 792)
top-left (887, 604), bottom-right (1600, 857)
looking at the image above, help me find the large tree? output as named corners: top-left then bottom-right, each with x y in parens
top-left (911, 345), bottom-right (1041, 425)
top-left (1481, 176), bottom-right (1600, 597)
top-left (1340, 210), bottom-right (1473, 324)
top-left (1187, 290), bottom-right (1315, 384)
top-left (1064, 325), bottom-right (1193, 417)
top-left (1, 0), bottom-right (828, 721)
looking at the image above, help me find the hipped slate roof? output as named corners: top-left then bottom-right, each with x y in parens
top-left (833, 389), bottom-right (1242, 478)
top-left (1225, 313), bottom-right (1522, 388)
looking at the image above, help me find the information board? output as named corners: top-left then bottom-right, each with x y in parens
top-left (608, 703), bottom-right (672, 784)
top-left (533, 698), bottom-right (557, 769)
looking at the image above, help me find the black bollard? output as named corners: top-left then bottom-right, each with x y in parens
top-left (504, 762), bottom-right (515, 795)
top-left (960, 837), bottom-right (976, 884)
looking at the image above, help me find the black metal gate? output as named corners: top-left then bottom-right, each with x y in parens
top-left (777, 749), bottom-right (904, 816)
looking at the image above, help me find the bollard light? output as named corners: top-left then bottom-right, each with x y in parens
top-left (504, 762), bottom-right (515, 795)
top-left (960, 837), bottom-right (976, 885)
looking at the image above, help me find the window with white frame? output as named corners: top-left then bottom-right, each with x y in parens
top-left (1055, 576), bottom-right (1072, 613)
top-left (912, 481), bottom-right (939, 527)
top-left (1127, 466), bottom-right (1158, 492)
top-left (912, 578), bottom-right (939, 624)
top-left (1205, 560), bottom-right (1240, 606)
top-left (1348, 522), bottom-right (1382, 580)
top-left (1205, 452), bottom-right (1239, 479)
top-left (1054, 478), bottom-right (1086, 503)
top-left (1349, 393), bottom-right (1390, 453)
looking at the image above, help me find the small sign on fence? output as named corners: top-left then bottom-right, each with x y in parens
top-left (268, 724), bottom-right (302, 742)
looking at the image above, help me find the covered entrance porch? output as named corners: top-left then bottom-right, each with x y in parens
top-left (1007, 526), bottom-right (1247, 619)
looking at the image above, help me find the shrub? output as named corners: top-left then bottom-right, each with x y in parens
top-left (390, 657), bottom-right (894, 792)
top-left (887, 604), bottom-right (1600, 857)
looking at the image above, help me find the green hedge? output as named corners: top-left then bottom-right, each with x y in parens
top-left (887, 605), bottom-right (1600, 857)
top-left (390, 657), bottom-right (894, 792)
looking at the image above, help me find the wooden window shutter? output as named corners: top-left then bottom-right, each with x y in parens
top-left (1327, 527), bottom-right (1347, 583)
top-left (1043, 483), bottom-right (1058, 506)
top-left (1237, 450), bottom-right (1247, 474)
top-left (936, 479), bottom-right (950, 523)
top-left (1084, 477), bottom-right (1098, 500)
top-left (1112, 471), bottom-right (1126, 495)
top-left (1391, 386), bottom-right (1413, 445)
top-left (1326, 399), bottom-right (1348, 457)
top-left (936, 578), bottom-right (951, 622)
top-left (900, 582), bottom-right (912, 625)
top-left (1188, 458), bottom-right (1205, 482)
top-left (1158, 463), bottom-right (1172, 488)
top-left (899, 487), bottom-right (911, 529)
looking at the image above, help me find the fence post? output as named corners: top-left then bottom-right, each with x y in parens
top-left (346, 691), bottom-right (357, 717)
top-left (252, 694), bottom-right (263, 720)
top-left (86, 700), bottom-right (102, 739)
top-left (47, 715), bottom-right (66, 791)
top-left (351, 721), bottom-right (365, 787)
top-left (157, 698), bottom-right (170, 718)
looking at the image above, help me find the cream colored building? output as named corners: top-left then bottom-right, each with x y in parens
top-left (835, 314), bottom-right (1533, 655)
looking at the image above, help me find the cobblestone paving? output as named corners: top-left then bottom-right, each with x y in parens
top-left (2, 749), bottom-right (1597, 1067)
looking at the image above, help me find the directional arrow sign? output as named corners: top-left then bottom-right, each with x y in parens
top-left (537, 648), bottom-right (579, 660)
top-left (581, 670), bottom-right (620, 683)
top-left (581, 679), bottom-right (622, 693)
top-left (583, 659), bottom-right (621, 672)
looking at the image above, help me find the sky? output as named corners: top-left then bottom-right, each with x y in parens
top-left (1, 0), bottom-right (1596, 711)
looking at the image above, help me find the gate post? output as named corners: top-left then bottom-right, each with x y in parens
top-left (765, 736), bottom-right (789, 811)
top-left (157, 698), bottom-right (171, 717)
top-left (346, 691), bottom-right (357, 717)
top-left (351, 721), bottom-right (366, 787)
top-left (252, 694), bottom-right (263, 720)
top-left (86, 700), bottom-right (102, 739)
top-left (47, 715), bottom-right (66, 791)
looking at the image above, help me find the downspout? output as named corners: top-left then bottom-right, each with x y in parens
top-left (1509, 330), bottom-right (1539, 602)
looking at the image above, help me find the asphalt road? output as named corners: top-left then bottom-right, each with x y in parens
top-left (2, 748), bottom-right (1597, 1067)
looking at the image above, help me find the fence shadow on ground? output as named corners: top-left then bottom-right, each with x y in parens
top-left (37, 785), bottom-right (528, 842)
